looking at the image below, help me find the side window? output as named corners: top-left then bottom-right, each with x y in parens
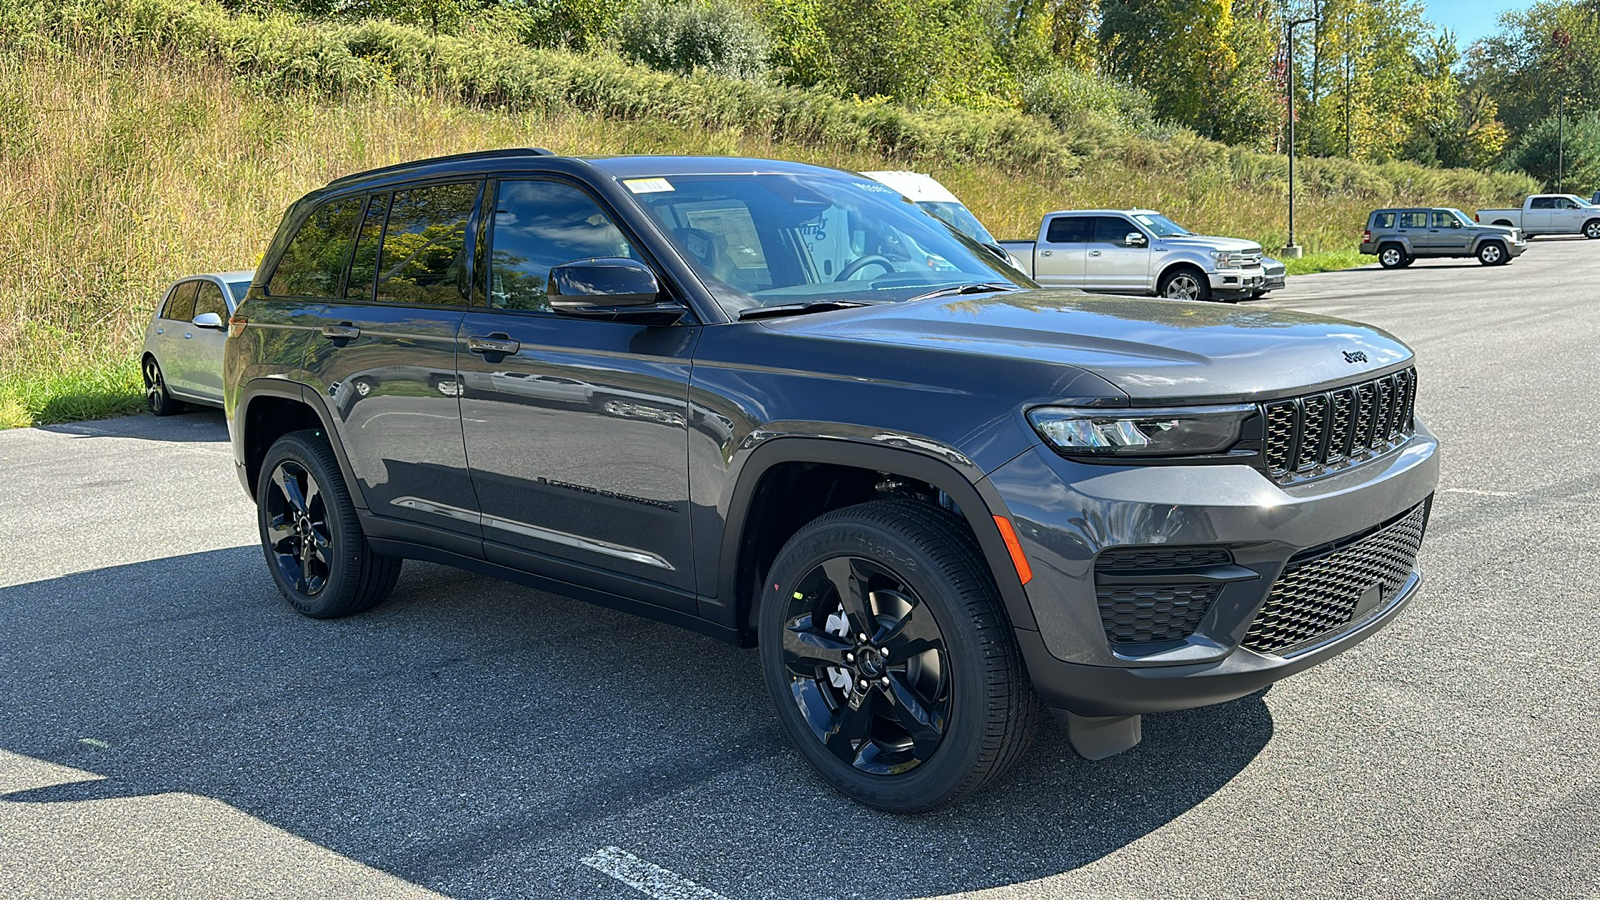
top-left (1531, 197), bottom-right (1553, 210)
top-left (375, 182), bottom-right (480, 306)
top-left (1044, 217), bottom-right (1090, 243)
top-left (1398, 211), bottom-right (1429, 229)
top-left (162, 281), bottom-right (198, 322)
top-left (1558, 197), bottom-right (1578, 209)
top-left (489, 180), bottom-right (635, 312)
top-left (1092, 216), bottom-right (1138, 245)
top-left (267, 197), bottom-right (363, 298)
top-left (193, 282), bottom-right (229, 321)
top-left (346, 193), bottom-right (389, 300)
top-left (1430, 211), bottom-right (1457, 228)
top-left (1372, 212), bottom-right (1396, 229)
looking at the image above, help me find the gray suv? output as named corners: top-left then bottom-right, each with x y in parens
top-left (1361, 207), bottom-right (1525, 269)
top-left (224, 151), bottom-right (1439, 812)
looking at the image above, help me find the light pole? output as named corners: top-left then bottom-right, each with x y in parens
top-left (1284, 17), bottom-right (1316, 259)
top-left (1557, 93), bottom-right (1566, 192)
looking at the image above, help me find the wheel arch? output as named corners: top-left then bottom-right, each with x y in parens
top-left (237, 379), bottom-right (365, 510)
top-left (719, 438), bottom-right (1038, 643)
top-left (1156, 260), bottom-right (1208, 289)
top-left (1492, 219), bottom-right (1515, 228)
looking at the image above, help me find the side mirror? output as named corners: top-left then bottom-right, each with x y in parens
top-left (1452, 220), bottom-right (1463, 228)
top-left (1124, 232), bottom-right (1148, 247)
top-left (548, 257), bottom-right (684, 325)
top-left (192, 312), bottom-right (225, 330)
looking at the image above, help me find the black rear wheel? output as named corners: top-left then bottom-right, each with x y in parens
top-left (143, 357), bottom-right (182, 416)
top-left (257, 430), bottom-right (401, 618)
top-left (760, 499), bottom-right (1037, 813)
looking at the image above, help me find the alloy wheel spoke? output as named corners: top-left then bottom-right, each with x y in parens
top-left (822, 693), bottom-right (875, 765)
top-left (820, 557), bottom-right (874, 634)
top-left (876, 595), bottom-right (940, 653)
top-left (266, 514), bottom-right (296, 548)
top-left (274, 465), bottom-right (308, 514)
top-left (301, 475), bottom-right (321, 515)
top-left (883, 673), bottom-right (946, 756)
top-left (782, 615), bottom-right (851, 678)
top-left (306, 526), bottom-right (332, 564)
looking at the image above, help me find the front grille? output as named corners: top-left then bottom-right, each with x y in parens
top-left (1096, 546), bottom-right (1233, 570)
top-left (1097, 583), bottom-right (1222, 644)
top-left (1264, 368), bottom-right (1416, 482)
top-left (1241, 502), bottom-right (1428, 655)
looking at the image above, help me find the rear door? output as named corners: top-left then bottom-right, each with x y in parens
top-left (1526, 197), bottom-right (1554, 233)
top-left (153, 280), bottom-right (198, 391)
top-left (1032, 215), bottom-right (1088, 287)
top-left (1084, 215), bottom-right (1151, 291)
top-left (1395, 209), bottom-right (1429, 252)
top-left (457, 177), bottom-right (699, 599)
top-left (302, 181), bottom-right (482, 541)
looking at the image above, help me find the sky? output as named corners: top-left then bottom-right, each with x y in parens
top-left (1422, 0), bottom-right (1538, 47)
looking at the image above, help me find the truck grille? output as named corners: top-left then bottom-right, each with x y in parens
top-left (1241, 502), bottom-right (1428, 656)
top-left (1263, 368), bottom-right (1416, 482)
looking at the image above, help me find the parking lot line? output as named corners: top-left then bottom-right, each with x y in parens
top-left (580, 846), bottom-right (731, 900)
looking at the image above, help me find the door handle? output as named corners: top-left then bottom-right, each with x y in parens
top-left (1089, 250), bottom-right (1102, 257)
top-left (183, 332), bottom-right (194, 339)
top-left (1040, 249), bottom-right (1053, 257)
top-left (468, 334), bottom-right (520, 355)
top-left (320, 323), bottom-right (361, 342)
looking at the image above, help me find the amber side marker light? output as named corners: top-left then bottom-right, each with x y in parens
top-left (227, 314), bottom-right (248, 338)
top-left (993, 516), bottom-right (1033, 585)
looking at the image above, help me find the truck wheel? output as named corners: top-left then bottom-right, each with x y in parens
top-left (1584, 219), bottom-right (1600, 239)
top-left (1158, 267), bottom-right (1211, 301)
top-left (758, 499), bottom-right (1037, 813)
top-left (1378, 244), bottom-right (1408, 269)
top-left (1477, 241), bottom-right (1508, 266)
top-left (257, 429), bottom-right (402, 619)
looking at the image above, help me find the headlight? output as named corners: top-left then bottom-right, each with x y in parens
top-left (1028, 405), bottom-right (1255, 457)
top-left (1213, 250), bottom-right (1245, 267)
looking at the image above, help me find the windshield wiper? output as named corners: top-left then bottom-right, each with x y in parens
top-left (737, 300), bottom-right (873, 321)
top-left (907, 281), bottom-right (1017, 303)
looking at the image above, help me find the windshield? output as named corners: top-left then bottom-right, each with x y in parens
top-left (227, 280), bottom-right (251, 302)
top-left (914, 200), bottom-right (998, 245)
top-left (1130, 213), bottom-right (1190, 237)
top-left (625, 173), bottom-right (1032, 316)
top-left (1443, 208), bottom-right (1473, 226)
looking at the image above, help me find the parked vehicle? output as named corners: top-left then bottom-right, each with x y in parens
top-left (1000, 209), bottom-right (1266, 301)
top-left (861, 170), bottom-right (1023, 271)
top-left (141, 270), bottom-right (253, 414)
top-left (225, 151), bottom-right (1437, 813)
top-left (1254, 256), bottom-right (1286, 299)
top-left (1361, 208), bottom-right (1525, 269)
top-left (1475, 194), bottom-right (1600, 238)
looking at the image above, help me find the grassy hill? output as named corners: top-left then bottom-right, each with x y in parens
top-left (0, 0), bottom-right (1539, 427)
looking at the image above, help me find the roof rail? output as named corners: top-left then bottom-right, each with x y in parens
top-left (326, 147), bottom-right (559, 187)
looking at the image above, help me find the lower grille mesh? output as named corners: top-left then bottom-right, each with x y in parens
top-left (1242, 503), bottom-right (1428, 655)
top-left (1097, 583), bottom-right (1222, 644)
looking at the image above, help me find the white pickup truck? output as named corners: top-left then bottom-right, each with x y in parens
top-left (1476, 194), bottom-right (1600, 239)
top-left (999, 209), bottom-right (1272, 302)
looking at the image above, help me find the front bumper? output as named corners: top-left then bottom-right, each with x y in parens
top-left (985, 423), bottom-right (1439, 716)
top-left (1208, 266), bottom-right (1266, 298)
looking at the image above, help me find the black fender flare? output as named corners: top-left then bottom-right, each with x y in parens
top-left (717, 437), bottom-right (1039, 637)
top-left (237, 378), bottom-right (367, 511)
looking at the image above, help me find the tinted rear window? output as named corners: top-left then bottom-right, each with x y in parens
top-left (162, 281), bottom-right (198, 321)
top-left (267, 197), bottom-right (363, 298)
top-left (375, 182), bottom-right (479, 306)
top-left (1371, 211), bottom-right (1396, 229)
top-left (1044, 216), bottom-right (1090, 243)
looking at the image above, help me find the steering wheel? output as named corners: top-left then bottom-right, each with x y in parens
top-left (834, 254), bottom-right (893, 282)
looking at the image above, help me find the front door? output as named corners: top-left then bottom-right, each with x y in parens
top-left (1033, 215), bottom-right (1089, 287)
top-left (1084, 215), bottom-right (1151, 291)
top-left (457, 178), bottom-right (699, 600)
top-left (1429, 211), bottom-right (1471, 254)
top-left (173, 279), bottom-right (230, 402)
top-left (303, 182), bottom-right (482, 540)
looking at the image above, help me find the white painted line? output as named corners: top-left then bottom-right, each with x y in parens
top-left (1440, 488), bottom-right (1517, 498)
top-left (580, 846), bottom-right (731, 900)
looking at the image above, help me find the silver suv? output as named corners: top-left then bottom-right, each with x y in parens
top-left (1360, 208), bottom-right (1525, 269)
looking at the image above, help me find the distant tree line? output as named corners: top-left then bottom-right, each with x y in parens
top-left (212, 0), bottom-right (1600, 187)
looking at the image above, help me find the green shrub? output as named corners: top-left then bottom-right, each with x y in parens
top-left (616, 0), bottom-right (769, 82)
top-left (1019, 66), bottom-right (1157, 136)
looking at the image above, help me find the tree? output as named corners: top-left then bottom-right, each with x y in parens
top-left (1507, 111), bottom-right (1600, 191)
top-left (1472, 0), bottom-right (1600, 144)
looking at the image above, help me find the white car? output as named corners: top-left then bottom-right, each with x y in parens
top-left (140, 271), bottom-right (252, 414)
top-left (861, 171), bottom-right (1023, 270)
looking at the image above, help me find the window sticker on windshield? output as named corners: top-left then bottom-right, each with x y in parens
top-left (623, 178), bottom-right (675, 194)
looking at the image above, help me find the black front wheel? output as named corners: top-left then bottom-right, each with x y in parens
top-left (143, 357), bottom-right (182, 416)
top-left (257, 430), bottom-right (401, 618)
top-left (759, 500), bottom-right (1037, 813)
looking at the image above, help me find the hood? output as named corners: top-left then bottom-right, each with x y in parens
top-left (1158, 234), bottom-right (1262, 253)
top-left (760, 289), bottom-right (1413, 405)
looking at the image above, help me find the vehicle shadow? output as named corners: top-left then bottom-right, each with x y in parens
top-left (0, 549), bottom-right (1273, 899)
top-left (39, 409), bottom-right (228, 443)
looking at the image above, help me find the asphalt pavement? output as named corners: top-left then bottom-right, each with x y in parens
top-left (1, 240), bottom-right (1597, 899)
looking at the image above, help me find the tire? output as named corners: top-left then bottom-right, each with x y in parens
top-left (142, 356), bottom-right (182, 416)
top-left (256, 429), bottom-right (401, 619)
top-left (1584, 219), bottom-right (1600, 239)
top-left (758, 499), bottom-right (1038, 813)
top-left (1377, 244), bottom-right (1408, 269)
top-left (1158, 266), bottom-right (1211, 301)
top-left (1477, 241), bottom-right (1508, 266)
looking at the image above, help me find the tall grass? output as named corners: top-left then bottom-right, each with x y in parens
top-left (0, 0), bottom-right (1541, 427)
